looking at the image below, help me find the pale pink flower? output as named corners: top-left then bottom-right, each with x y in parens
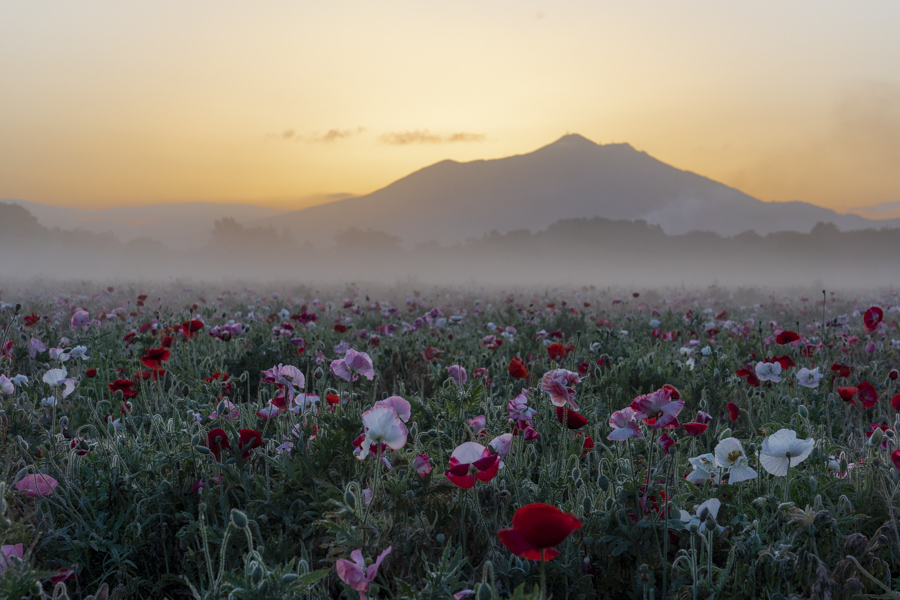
top-left (508, 390), bottom-right (537, 429)
top-left (374, 396), bottom-right (411, 422)
top-left (261, 364), bottom-right (305, 402)
top-left (489, 432), bottom-right (513, 457)
top-left (336, 547), bottom-right (392, 600)
top-left (447, 365), bottom-right (467, 387)
top-left (630, 388), bottom-right (684, 429)
top-left (29, 337), bottom-right (46, 358)
top-left (468, 415), bottom-right (486, 435)
top-left (0, 375), bottom-right (13, 396)
top-left (540, 369), bottom-right (582, 410)
top-left (331, 349), bottom-right (375, 382)
top-left (71, 310), bottom-right (90, 328)
top-left (355, 405), bottom-right (407, 460)
top-left (608, 407), bottom-right (643, 441)
top-left (15, 474), bottom-right (59, 497)
top-left (413, 453), bottom-right (432, 477)
top-left (42, 368), bottom-right (75, 398)
top-left (0, 543), bottom-right (24, 575)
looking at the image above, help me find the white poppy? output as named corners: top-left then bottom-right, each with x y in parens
top-left (679, 498), bottom-right (725, 533)
top-left (714, 437), bottom-right (758, 484)
top-left (754, 361), bottom-right (782, 383)
top-left (795, 367), bottom-right (823, 389)
top-left (759, 429), bottom-right (815, 477)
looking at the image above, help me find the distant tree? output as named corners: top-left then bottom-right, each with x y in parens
top-left (333, 227), bottom-right (401, 251)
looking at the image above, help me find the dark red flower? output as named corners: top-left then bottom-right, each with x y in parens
top-left (238, 429), bottom-right (263, 459)
top-left (864, 306), bottom-right (883, 332)
top-left (661, 384), bottom-right (681, 399)
top-left (892, 394), bottom-right (900, 412)
top-left (85, 368), bottom-right (98, 378)
top-left (830, 362), bottom-right (852, 378)
top-left (123, 332), bottom-right (137, 345)
top-left (50, 568), bottom-right (75, 585)
top-left (768, 355), bottom-right (796, 369)
top-left (776, 330), bottom-right (800, 344)
top-left (24, 313), bottom-right (40, 327)
top-left (334, 323), bottom-right (348, 333)
top-left (556, 406), bottom-right (588, 429)
top-left (735, 366), bottom-right (760, 387)
top-left (837, 386), bottom-right (858, 407)
top-left (141, 347), bottom-right (171, 369)
top-left (498, 503), bottom-right (583, 561)
top-left (135, 369), bottom-right (165, 381)
top-left (889, 369), bottom-right (899, 381)
top-left (576, 432), bottom-right (594, 457)
top-left (508, 357), bottom-right (529, 379)
top-left (326, 393), bottom-right (341, 407)
top-left (892, 449), bottom-right (900, 472)
top-left (423, 346), bottom-right (442, 361)
top-left (726, 402), bottom-right (740, 421)
top-left (181, 320), bottom-right (205, 339)
top-left (207, 428), bottom-right (231, 461)
top-left (161, 335), bottom-right (174, 348)
top-left (657, 432), bottom-right (675, 454)
top-left (683, 422), bottom-right (708, 436)
top-left (857, 381), bottom-right (878, 408)
top-left (546, 343), bottom-right (567, 362)
top-left (369, 336), bottom-right (380, 347)
top-left (108, 378), bottom-right (138, 399)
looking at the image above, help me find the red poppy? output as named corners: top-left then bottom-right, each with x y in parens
top-left (864, 306), bottom-right (883, 332)
top-left (830, 362), bottom-right (852, 378)
top-left (123, 332), bottom-right (137, 345)
top-left (836, 386), bottom-right (858, 407)
top-left (334, 323), bottom-right (348, 333)
top-left (50, 568), bottom-right (76, 585)
top-left (683, 422), bottom-right (708, 436)
top-left (661, 384), bottom-right (681, 399)
top-left (238, 429), bottom-right (263, 459)
top-left (135, 369), bottom-right (165, 381)
top-left (141, 347), bottom-right (171, 370)
top-left (423, 346), bottom-right (442, 361)
top-left (890, 370), bottom-right (899, 381)
top-left (498, 503), bottom-right (583, 561)
top-left (161, 335), bottom-right (174, 348)
top-left (85, 368), bottom-right (98, 378)
top-left (445, 442), bottom-right (501, 489)
top-left (508, 357), bottom-right (529, 379)
top-left (546, 343), bottom-right (567, 362)
top-left (207, 428), bottom-right (231, 461)
top-left (576, 432), bottom-right (594, 457)
top-left (24, 313), bottom-right (40, 327)
top-left (326, 393), bottom-right (341, 407)
top-left (726, 402), bottom-right (740, 421)
top-left (181, 320), bottom-right (204, 339)
top-left (892, 449), bottom-right (900, 472)
top-left (768, 355), bottom-right (796, 369)
top-left (108, 378), bottom-right (138, 399)
top-left (735, 366), bottom-right (760, 387)
top-left (857, 381), bottom-right (878, 408)
top-left (892, 394), bottom-right (900, 412)
top-left (556, 406), bottom-right (588, 429)
top-left (657, 432), bottom-right (675, 455)
top-left (369, 336), bottom-right (380, 347)
top-left (775, 331), bottom-right (800, 344)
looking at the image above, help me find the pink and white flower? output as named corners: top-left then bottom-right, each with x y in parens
top-left (336, 546), bottom-right (392, 600)
top-left (331, 349), bottom-right (375, 382)
top-left (540, 369), bottom-right (582, 410)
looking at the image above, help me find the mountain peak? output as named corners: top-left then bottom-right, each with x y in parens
top-left (549, 133), bottom-right (598, 147)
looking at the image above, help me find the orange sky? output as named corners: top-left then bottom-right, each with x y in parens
top-left (2, 1), bottom-right (899, 216)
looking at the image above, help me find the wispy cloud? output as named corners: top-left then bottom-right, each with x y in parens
top-left (267, 127), bottom-right (365, 142)
top-left (378, 129), bottom-right (487, 145)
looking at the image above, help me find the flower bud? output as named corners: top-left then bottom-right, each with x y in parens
top-left (868, 428), bottom-right (885, 447)
top-left (230, 509), bottom-right (249, 529)
top-left (436, 534), bottom-right (445, 544)
top-left (798, 405), bottom-right (809, 419)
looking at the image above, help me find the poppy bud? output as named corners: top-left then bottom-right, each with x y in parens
top-left (706, 515), bottom-right (717, 530)
top-left (718, 428), bottom-right (732, 440)
top-left (182, 385), bottom-right (190, 397)
top-left (314, 367), bottom-right (324, 379)
top-left (230, 509), bottom-right (249, 529)
top-left (216, 400), bottom-right (228, 416)
top-left (406, 490), bottom-right (415, 499)
top-left (115, 389), bottom-right (124, 400)
top-left (282, 574), bottom-right (299, 584)
top-left (798, 405), bottom-right (809, 419)
top-left (436, 534), bottom-right (445, 544)
top-left (249, 562), bottom-right (264, 584)
top-left (344, 490), bottom-right (356, 509)
top-left (191, 433), bottom-right (202, 446)
top-left (476, 584), bottom-right (492, 600)
top-left (583, 496), bottom-right (592, 513)
top-left (868, 428), bottom-right (885, 447)
top-left (597, 474), bottom-right (609, 491)
top-left (194, 445), bottom-right (211, 455)
top-left (698, 507), bottom-right (710, 522)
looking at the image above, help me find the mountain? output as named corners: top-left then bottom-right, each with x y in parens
top-left (0, 199), bottom-right (289, 251)
top-left (260, 134), bottom-right (900, 246)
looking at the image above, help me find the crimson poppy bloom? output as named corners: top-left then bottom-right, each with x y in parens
top-left (498, 503), bottom-right (582, 561)
top-left (238, 429), bottom-right (263, 459)
top-left (141, 347), bottom-right (171, 370)
top-left (508, 357), bottom-right (529, 379)
top-left (50, 568), bottom-right (75, 585)
top-left (326, 393), bottom-right (341, 407)
top-left (683, 422), bottom-right (708, 436)
top-left (830, 363), bottom-right (851, 378)
top-left (546, 343), bottom-right (567, 362)
top-left (657, 432), bottom-right (675, 454)
top-left (726, 402), bottom-right (740, 421)
top-left (775, 331), bottom-right (800, 344)
top-left (837, 386), bottom-right (858, 407)
top-left (207, 428), bottom-right (231, 460)
top-left (857, 381), bottom-right (878, 408)
top-left (892, 449), bottom-right (900, 472)
top-left (864, 306), bottom-right (883, 332)
top-left (575, 432), bottom-right (594, 457)
top-left (423, 346), bottom-right (442, 361)
top-left (85, 368), bottom-right (98, 378)
top-left (889, 369), bottom-right (899, 381)
top-left (181, 320), bottom-right (204, 339)
top-left (556, 406), bottom-right (588, 429)
top-left (24, 313), bottom-right (40, 327)
top-left (108, 378), bottom-right (138, 399)
top-left (735, 366), bottom-right (760, 387)
top-left (334, 323), bottom-right (348, 333)
top-left (768, 355), bottom-right (796, 369)
top-left (892, 394), bottom-right (900, 412)
top-left (161, 335), bottom-right (174, 348)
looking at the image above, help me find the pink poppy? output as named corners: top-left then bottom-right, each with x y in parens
top-left (15, 474), bottom-right (59, 497)
top-left (630, 388), bottom-right (684, 429)
top-left (413, 453), bottom-right (432, 477)
top-left (447, 365), bottom-right (467, 387)
top-left (373, 396), bottom-right (411, 422)
top-left (445, 442), bottom-right (500, 489)
top-left (468, 415), bottom-right (486, 435)
top-left (331, 349), bottom-right (375, 382)
top-left (0, 543), bottom-right (24, 575)
top-left (508, 390), bottom-right (537, 430)
top-left (608, 407), bottom-right (643, 441)
top-left (540, 369), bottom-right (582, 410)
top-left (489, 433), bottom-right (513, 457)
top-left (657, 432), bottom-right (675, 454)
top-left (336, 547), bottom-right (392, 600)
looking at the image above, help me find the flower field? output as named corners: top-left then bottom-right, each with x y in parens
top-left (1, 283), bottom-right (899, 599)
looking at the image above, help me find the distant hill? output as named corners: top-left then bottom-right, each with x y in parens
top-left (258, 134), bottom-right (900, 246)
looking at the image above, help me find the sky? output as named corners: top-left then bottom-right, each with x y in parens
top-left (2, 1), bottom-right (900, 215)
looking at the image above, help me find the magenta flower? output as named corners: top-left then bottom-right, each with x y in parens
top-left (540, 369), bottom-right (582, 410)
top-left (15, 474), bottom-right (59, 497)
top-left (508, 390), bottom-right (537, 430)
top-left (331, 349), bottom-right (375, 382)
top-left (468, 414), bottom-right (486, 435)
top-left (447, 365), bottom-right (467, 387)
top-left (630, 387), bottom-right (684, 429)
top-left (261, 364), bottom-right (305, 402)
top-left (336, 547), bottom-right (392, 600)
top-left (0, 543), bottom-right (24, 576)
top-left (71, 310), bottom-right (90, 328)
top-left (607, 407), bottom-right (643, 441)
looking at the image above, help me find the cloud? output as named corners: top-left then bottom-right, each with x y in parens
top-left (378, 129), bottom-right (487, 145)
top-left (267, 127), bottom-right (365, 142)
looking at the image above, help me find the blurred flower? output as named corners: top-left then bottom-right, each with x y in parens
top-left (413, 453), bottom-right (432, 477)
top-left (507, 357), bottom-right (529, 379)
top-left (0, 375), bottom-right (13, 395)
top-left (331, 349), bottom-right (375, 382)
top-left (863, 306), bottom-right (883, 333)
top-left (796, 367), bottom-right (823, 388)
top-left (15, 474), bottom-right (58, 497)
top-left (447, 365), bottom-right (467, 387)
top-left (335, 546), bottom-right (391, 600)
top-left (43, 368), bottom-right (75, 398)
top-left (71, 310), bottom-right (90, 328)
top-left (0, 543), bottom-right (24, 576)
top-left (608, 407), bottom-right (643, 441)
top-left (540, 369), bottom-right (582, 410)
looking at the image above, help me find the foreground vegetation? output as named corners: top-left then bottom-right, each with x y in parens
top-left (1, 283), bottom-right (899, 599)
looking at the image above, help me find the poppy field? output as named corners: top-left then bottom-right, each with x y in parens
top-left (1, 283), bottom-right (899, 599)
